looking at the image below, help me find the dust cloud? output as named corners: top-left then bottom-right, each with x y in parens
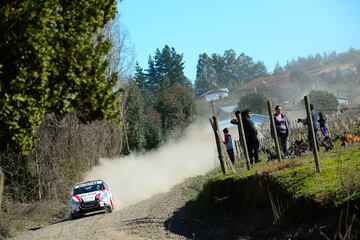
top-left (83, 122), bottom-right (218, 210)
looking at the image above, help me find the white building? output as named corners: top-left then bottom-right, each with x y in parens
top-left (199, 88), bottom-right (229, 102)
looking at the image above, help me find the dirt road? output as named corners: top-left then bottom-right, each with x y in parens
top-left (11, 179), bottom-right (192, 240)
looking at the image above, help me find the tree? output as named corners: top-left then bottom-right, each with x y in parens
top-left (156, 85), bottom-right (196, 135)
top-left (123, 80), bottom-right (146, 152)
top-left (103, 17), bottom-right (135, 79)
top-left (273, 62), bottom-right (283, 75)
top-left (308, 90), bottom-right (339, 113)
top-left (194, 50), bottom-right (268, 93)
top-left (143, 107), bottom-right (163, 150)
top-left (194, 53), bottom-right (216, 96)
top-left (0, 0), bottom-right (119, 153)
top-left (147, 45), bottom-right (188, 92)
top-left (144, 45), bottom-right (196, 138)
top-left (238, 92), bottom-right (267, 114)
top-left (134, 62), bottom-right (150, 100)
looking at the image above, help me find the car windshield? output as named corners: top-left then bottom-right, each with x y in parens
top-left (73, 183), bottom-right (105, 195)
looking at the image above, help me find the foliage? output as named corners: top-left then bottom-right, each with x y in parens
top-left (143, 107), bottom-right (163, 150)
top-left (194, 49), bottom-right (268, 95)
top-left (156, 84), bottom-right (196, 135)
top-left (134, 62), bottom-right (150, 102)
top-left (0, 114), bottom-right (123, 202)
top-left (123, 80), bottom-right (146, 153)
top-left (308, 90), bottom-right (339, 112)
top-left (284, 48), bottom-right (360, 73)
top-left (238, 92), bottom-right (267, 114)
top-left (0, 0), bottom-right (119, 154)
top-left (135, 45), bottom-right (197, 141)
top-left (33, 114), bottom-right (122, 200)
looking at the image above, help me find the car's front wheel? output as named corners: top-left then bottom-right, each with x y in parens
top-left (107, 206), bottom-right (113, 213)
top-left (71, 213), bottom-right (80, 220)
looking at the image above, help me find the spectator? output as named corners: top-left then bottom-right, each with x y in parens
top-left (298, 104), bottom-right (320, 151)
top-left (240, 109), bottom-right (260, 165)
top-left (223, 128), bottom-right (235, 164)
top-left (318, 112), bottom-right (328, 137)
top-left (274, 105), bottom-right (290, 158)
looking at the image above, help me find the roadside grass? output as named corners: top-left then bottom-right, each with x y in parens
top-left (185, 142), bottom-right (360, 222)
top-left (208, 142), bottom-right (360, 207)
top-left (271, 144), bottom-right (360, 206)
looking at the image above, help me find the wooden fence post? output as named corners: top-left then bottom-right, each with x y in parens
top-left (0, 170), bottom-right (4, 207)
top-left (267, 101), bottom-right (282, 161)
top-left (209, 117), bottom-right (226, 174)
top-left (235, 111), bottom-right (251, 170)
top-left (304, 96), bottom-right (321, 173)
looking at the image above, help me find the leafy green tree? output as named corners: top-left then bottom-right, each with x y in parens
top-left (143, 107), bottom-right (163, 150)
top-left (194, 53), bottom-right (216, 96)
top-left (147, 45), bottom-right (188, 92)
top-left (238, 92), bottom-right (267, 114)
top-left (0, 0), bottom-right (119, 153)
top-left (134, 62), bottom-right (150, 100)
top-left (157, 85), bottom-right (196, 134)
top-left (308, 90), bottom-right (339, 112)
top-left (123, 80), bottom-right (146, 153)
top-left (144, 45), bottom-right (196, 137)
top-left (194, 50), bottom-right (268, 93)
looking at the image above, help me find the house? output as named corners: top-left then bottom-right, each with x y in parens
top-left (234, 73), bottom-right (289, 94)
top-left (316, 64), bottom-right (357, 79)
top-left (335, 95), bottom-right (350, 105)
top-left (199, 88), bottom-right (229, 102)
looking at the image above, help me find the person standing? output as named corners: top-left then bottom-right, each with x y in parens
top-left (274, 105), bottom-right (290, 158)
top-left (318, 112), bottom-right (328, 137)
top-left (223, 128), bottom-right (235, 164)
top-left (241, 109), bottom-right (260, 165)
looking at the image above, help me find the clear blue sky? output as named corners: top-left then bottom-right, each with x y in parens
top-left (119, 0), bottom-right (360, 82)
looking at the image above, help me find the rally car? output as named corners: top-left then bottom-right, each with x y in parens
top-left (69, 179), bottom-right (114, 219)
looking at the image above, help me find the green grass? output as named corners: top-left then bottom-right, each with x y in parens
top-left (196, 143), bottom-right (360, 208)
top-left (271, 145), bottom-right (360, 206)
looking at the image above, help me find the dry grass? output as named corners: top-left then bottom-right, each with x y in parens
top-left (0, 200), bottom-right (67, 238)
top-left (255, 158), bottom-right (305, 175)
top-left (33, 113), bottom-right (124, 200)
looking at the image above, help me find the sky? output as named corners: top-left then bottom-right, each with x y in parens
top-left (118, 0), bottom-right (360, 82)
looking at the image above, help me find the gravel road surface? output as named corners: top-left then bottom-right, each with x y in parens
top-left (11, 179), bottom-right (193, 240)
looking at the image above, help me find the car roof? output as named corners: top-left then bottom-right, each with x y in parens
top-left (73, 179), bottom-right (105, 189)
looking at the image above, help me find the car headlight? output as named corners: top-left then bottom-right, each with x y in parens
top-left (96, 192), bottom-right (109, 201)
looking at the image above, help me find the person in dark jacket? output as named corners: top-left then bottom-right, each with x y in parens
top-left (298, 104), bottom-right (320, 151)
top-left (223, 128), bottom-right (235, 164)
top-left (318, 112), bottom-right (328, 137)
top-left (241, 109), bottom-right (260, 164)
top-left (274, 105), bottom-right (290, 158)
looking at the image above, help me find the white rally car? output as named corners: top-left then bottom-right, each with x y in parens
top-left (69, 179), bottom-right (114, 219)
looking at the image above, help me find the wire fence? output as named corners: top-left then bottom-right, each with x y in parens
top-left (231, 105), bottom-right (360, 163)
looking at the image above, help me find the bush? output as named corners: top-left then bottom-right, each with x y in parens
top-left (238, 92), bottom-right (267, 114)
top-left (0, 113), bottom-right (123, 202)
top-left (33, 113), bottom-right (123, 200)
